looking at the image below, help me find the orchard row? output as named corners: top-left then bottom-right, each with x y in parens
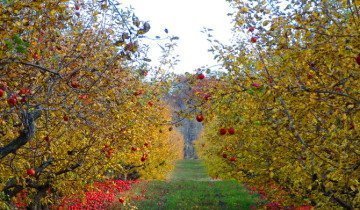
top-left (0, 1), bottom-right (182, 209)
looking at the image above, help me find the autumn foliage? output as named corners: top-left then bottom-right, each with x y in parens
top-left (0, 0), bottom-right (182, 209)
top-left (194, 0), bottom-right (359, 209)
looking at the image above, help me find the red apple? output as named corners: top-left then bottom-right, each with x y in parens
top-left (44, 135), bottom-right (50, 143)
top-left (20, 97), bottom-right (27, 103)
top-left (228, 127), bottom-right (235, 135)
top-left (63, 115), bottom-right (69, 121)
top-left (106, 149), bottom-right (114, 158)
top-left (219, 128), bottom-right (227, 135)
top-left (71, 81), bottom-right (80, 88)
top-left (148, 101), bottom-right (154, 107)
top-left (131, 147), bottom-right (138, 152)
top-left (197, 73), bottom-right (205, 80)
top-left (141, 156), bottom-right (146, 162)
top-left (19, 88), bottom-right (31, 95)
top-left (229, 157), bottom-right (237, 162)
top-left (356, 54), bottom-right (360, 65)
top-left (27, 168), bottom-right (36, 176)
top-left (251, 83), bottom-right (261, 88)
top-left (33, 53), bottom-right (40, 60)
top-left (119, 198), bottom-right (125, 204)
top-left (78, 94), bottom-right (88, 100)
top-left (248, 27), bottom-right (255, 32)
top-left (204, 94), bottom-right (211, 100)
top-left (7, 96), bottom-right (17, 106)
top-left (196, 114), bottom-right (204, 122)
top-left (250, 37), bottom-right (257, 43)
top-left (222, 153), bottom-right (228, 158)
top-left (0, 89), bottom-right (4, 97)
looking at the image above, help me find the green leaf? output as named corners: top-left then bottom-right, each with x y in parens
top-left (247, 89), bottom-right (255, 95)
top-left (4, 39), bottom-right (13, 50)
top-left (12, 34), bottom-right (23, 45)
top-left (254, 121), bottom-right (261, 126)
top-left (15, 45), bottom-right (27, 53)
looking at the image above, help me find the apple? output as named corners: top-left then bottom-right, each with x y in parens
top-left (204, 94), bottom-right (211, 100)
top-left (70, 81), bottom-right (80, 88)
top-left (33, 53), bottom-right (40, 60)
top-left (78, 94), bottom-right (88, 100)
top-left (20, 97), bottom-right (27, 103)
top-left (148, 101), bottom-right (154, 107)
top-left (248, 27), bottom-right (255, 32)
top-left (229, 157), bottom-right (237, 162)
top-left (250, 37), bottom-right (257, 43)
top-left (63, 115), bottom-right (69, 122)
top-left (196, 114), bottom-right (204, 122)
top-left (222, 153), bottom-right (228, 158)
top-left (141, 156), bottom-right (146, 162)
top-left (27, 168), bottom-right (36, 176)
top-left (44, 135), bottom-right (50, 143)
top-left (228, 127), bottom-right (235, 135)
top-left (356, 54), bottom-right (360, 65)
top-left (251, 83), bottom-right (261, 88)
top-left (18, 88), bottom-right (31, 95)
top-left (0, 89), bottom-right (4, 97)
top-left (7, 96), bottom-right (17, 106)
top-left (119, 198), bottom-right (125, 204)
top-left (106, 149), bottom-right (114, 158)
top-left (219, 128), bottom-right (227, 135)
top-left (131, 147), bottom-right (138, 152)
top-left (197, 73), bottom-right (205, 80)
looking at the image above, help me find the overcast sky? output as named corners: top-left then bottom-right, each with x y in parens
top-left (120, 0), bottom-right (233, 74)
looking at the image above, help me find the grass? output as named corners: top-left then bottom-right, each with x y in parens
top-left (125, 160), bottom-right (258, 210)
top-left (170, 159), bottom-right (211, 181)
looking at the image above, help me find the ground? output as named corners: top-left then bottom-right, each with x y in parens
top-left (124, 159), bottom-right (258, 209)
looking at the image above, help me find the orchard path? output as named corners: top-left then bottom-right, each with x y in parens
top-left (125, 160), bottom-right (258, 209)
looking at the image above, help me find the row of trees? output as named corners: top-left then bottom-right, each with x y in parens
top-left (194, 0), bottom-right (359, 208)
top-left (0, 0), bottom-right (182, 209)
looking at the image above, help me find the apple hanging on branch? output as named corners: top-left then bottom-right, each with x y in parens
top-left (196, 114), bottom-right (204, 122)
top-left (26, 168), bottom-right (36, 176)
top-left (197, 73), bottom-right (205, 80)
top-left (219, 128), bottom-right (227, 135)
top-left (228, 127), bottom-right (235, 135)
top-left (0, 89), bottom-right (4, 97)
top-left (356, 54), bottom-right (360, 65)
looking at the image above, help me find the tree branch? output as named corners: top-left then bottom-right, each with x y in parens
top-left (0, 108), bottom-right (42, 159)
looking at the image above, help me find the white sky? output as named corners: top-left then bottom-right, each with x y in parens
top-left (120, 0), bottom-right (233, 74)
